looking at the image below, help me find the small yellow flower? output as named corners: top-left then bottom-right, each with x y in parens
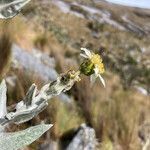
top-left (80, 48), bottom-right (105, 87)
top-left (90, 53), bottom-right (105, 74)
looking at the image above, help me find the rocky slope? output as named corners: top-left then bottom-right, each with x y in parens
top-left (0, 0), bottom-right (149, 149)
top-left (21, 0), bottom-right (149, 93)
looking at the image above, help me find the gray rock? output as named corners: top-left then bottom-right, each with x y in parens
top-left (12, 44), bottom-right (58, 81)
top-left (66, 124), bottom-right (97, 150)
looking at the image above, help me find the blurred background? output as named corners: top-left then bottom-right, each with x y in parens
top-left (0, 0), bottom-right (149, 149)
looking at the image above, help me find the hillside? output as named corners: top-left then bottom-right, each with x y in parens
top-left (0, 0), bottom-right (149, 149)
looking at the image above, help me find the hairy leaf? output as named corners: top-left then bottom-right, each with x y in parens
top-left (0, 124), bottom-right (53, 150)
top-left (0, 0), bottom-right (31, 19)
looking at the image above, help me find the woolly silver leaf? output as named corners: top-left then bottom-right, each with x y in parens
top-left (0, 0), bottom-right (31, 19)
top-left (0, 124), bottom-right (53, 150)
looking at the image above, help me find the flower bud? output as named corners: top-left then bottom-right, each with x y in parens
top-left (80, 60), bottom-right (95, 76)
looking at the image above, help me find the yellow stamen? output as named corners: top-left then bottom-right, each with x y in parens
top-left (90, 53), bottom-right (105, 74)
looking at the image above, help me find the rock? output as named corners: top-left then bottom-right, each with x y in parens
top-left (38, 141), bottom-right (58, 150)
top-left (66, 124), bottom-right (97, 150)
top-left (135, 86), bottom-right (148, 96)
top-left (12, 44), bottom-right (57, 81)
top-left (138, 123), bottom-right (150, 150)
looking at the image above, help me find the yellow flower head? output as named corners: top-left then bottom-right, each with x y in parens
top-left (90, 53), bottom-right (105, 74)
top-left (80, 48), bottom-right (106, 87)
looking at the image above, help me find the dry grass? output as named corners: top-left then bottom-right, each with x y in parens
top-left (0, 22), bottom-right (12, 78)
top-left (70, 77), bottom-right (94, 126)
top-left (91, 73), bottom-right (149, 150)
